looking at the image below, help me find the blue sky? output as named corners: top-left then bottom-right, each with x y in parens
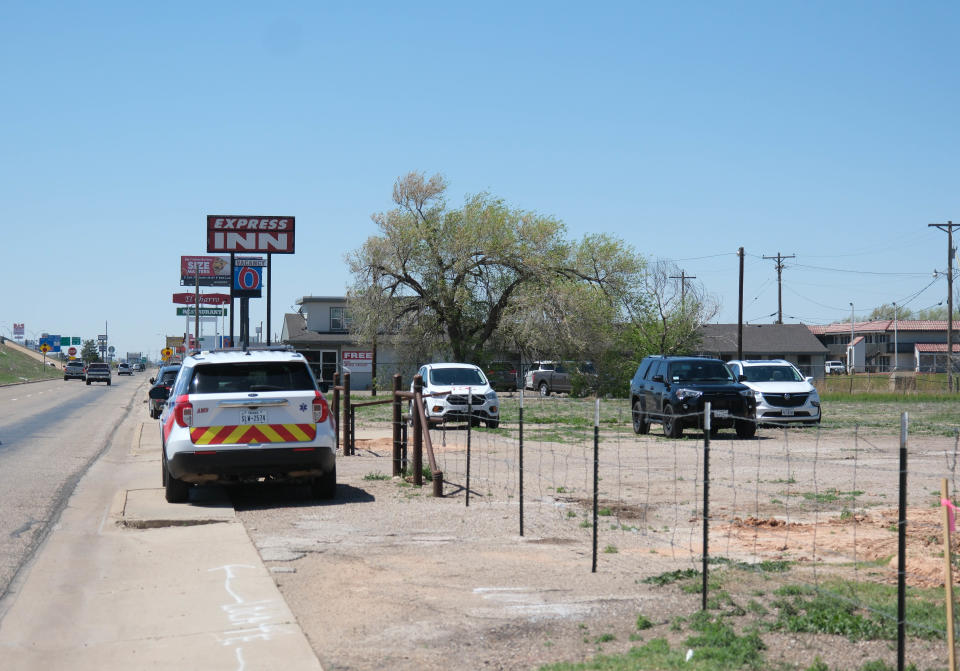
top-left (3, 1), bottom-right (958, 360)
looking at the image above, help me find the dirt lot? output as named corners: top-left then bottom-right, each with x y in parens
top-left (234, 421), bottom-right (960, 671)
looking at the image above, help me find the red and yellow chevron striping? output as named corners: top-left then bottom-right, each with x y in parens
top-left (190, 424), bottom-right (317, 445)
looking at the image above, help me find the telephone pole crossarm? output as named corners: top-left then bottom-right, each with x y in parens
top-left (929, 221), bottom-right (958, 392)
top-left (762, 252), bottom-right (795, 325)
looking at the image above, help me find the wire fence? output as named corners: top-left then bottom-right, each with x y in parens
top-left (350, 389), bottom-right (960, 664)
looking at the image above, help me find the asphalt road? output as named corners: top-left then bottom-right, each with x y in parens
top-left (0, 372), bottom-right (150, 610)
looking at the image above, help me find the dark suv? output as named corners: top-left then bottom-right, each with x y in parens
top-left (630, 356), bottom-right (756, 438)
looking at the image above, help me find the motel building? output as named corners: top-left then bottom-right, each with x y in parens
top-left (280, 296), bottom-right (376, 390)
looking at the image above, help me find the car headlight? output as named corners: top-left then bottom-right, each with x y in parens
top-left (675, 388), bottom-right (702, 400)
top-left (485, 390), bottom-right (498, 400)
top-left (753, 390), bottom-right (764, 402)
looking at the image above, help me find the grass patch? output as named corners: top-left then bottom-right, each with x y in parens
top-left (0, 344), bottom-right (63, 384)
top-left (363, 472), bottom-right (390, 480)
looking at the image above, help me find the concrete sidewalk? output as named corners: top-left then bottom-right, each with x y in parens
top-left (0, 411), bottom-right (323, 670)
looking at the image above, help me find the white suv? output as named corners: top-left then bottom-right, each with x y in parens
top-left (156, 347), bottom-right (336, 503)
top-left (726, 359), bottom-right (821, 426)
top-left (411, 363), bottom-right (500, 428)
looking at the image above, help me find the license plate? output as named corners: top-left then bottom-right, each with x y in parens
top-left (240, 411), bottom-right (267, 424)
top-left (712, 409), bottom-right (729, 417)
top-left (781, 408), bottom-right (795, 416)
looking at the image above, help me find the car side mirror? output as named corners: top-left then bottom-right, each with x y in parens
top-left (319, 381), bottom-right (330, 393)
top-left (805, 376), bottom-right (814, 384)
top-left (652, 374), bottom-right (664, 383)
top-left (149, 377), bottom-right (155, 384)
top-left (739, 375), bottom-right (748, 382)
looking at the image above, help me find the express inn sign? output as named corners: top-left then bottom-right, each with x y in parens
top-left (206, 216), bottom-right (295, 254)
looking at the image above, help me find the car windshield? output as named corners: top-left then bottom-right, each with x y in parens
top-left (669, 361), bottom-right (734, 382)
top-left (188, 362), bottom-right (315, 393)
top-left (742, 365), bottom-right (803, 383)
top-left (429, 367), bottom-right (486, 386)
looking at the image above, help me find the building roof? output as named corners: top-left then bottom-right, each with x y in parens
top-left (698, 324), bottom-right (828, 355)
top-left (808, 320), bottom-right (958, 335)
top-left (282, 313), bottom-right (353, 345)
top-left (914, 343), bottom-right (960, 353)
top-left (296, 296), bottom-right (347, 304)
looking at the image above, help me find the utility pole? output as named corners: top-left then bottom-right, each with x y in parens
top-left (929, 221), bottom-right (958, 392)
top-left (669, 269), bottom-right (696, 311)
top-left (737, 247), bottom-right (744, 361)
top-left (763, 252), bottom-right (795, 324)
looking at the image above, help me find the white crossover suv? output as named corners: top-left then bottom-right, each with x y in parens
top-left (726, 359), bottom-right (821, 426)
top-left (156, 346), bottom-right (336, 503)
top-left (410, 363), bottom-right (500, 428)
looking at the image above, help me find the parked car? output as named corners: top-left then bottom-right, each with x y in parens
top-left (411, 363), bottom-right (500, 428)
top-left (825, 360), bottom-right (846, 375)
top-left (726, 360), bottom-right (821, 426)
top-left (85, 362), bottom-right (112, 386)
top-left (629, 355), bottom-right (756, 438)
top-left (148, 364), bottom-right (181, 418)
top-left (155, 346), bottom-right (335, 503)
top-left (485, 362), bottom-right (519, 392)
top-left (524, 361), bottom-right (572, 396)
top-left (117, 363), bottom-right (132, 375)
top-left (63, 360), bottom-right (86, 381)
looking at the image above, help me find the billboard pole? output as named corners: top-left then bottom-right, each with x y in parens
top-left (229, 253), bottom-right (235, 347)
top-left (266, 253), bottom-right (271, 345)
top-left (194, 272), bottom-right (200, 352)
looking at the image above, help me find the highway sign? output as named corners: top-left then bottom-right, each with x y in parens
top-left (71, 337), bottom-right (81, 345)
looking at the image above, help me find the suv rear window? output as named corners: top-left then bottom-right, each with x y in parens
top-left (187, 362), bottom-right (315, 394)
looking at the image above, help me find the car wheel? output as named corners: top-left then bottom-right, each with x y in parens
top-left (632, 401), bottom-right (649, 435)
top-left (735, 419), bottom-right (757, 439)
top-left (86, 380), bottom-right (90, 385)
top-left (163, 454), bottom-right (190, 503)
top-left (310, 466), bottom-right (336, 500)
top-left (107, 380), bottom-right (111, 386)
top-left (486, 419), bottom-right (499, 429)
top-left (538, 382), bottom-right (550, 397)
top-left (662, 405), bottom-right (683, 439)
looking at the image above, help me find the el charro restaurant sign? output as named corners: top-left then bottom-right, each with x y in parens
top-left (206, 215), bottom-right (295, 254)
top-left (171, 292), bottom-right (232, 305)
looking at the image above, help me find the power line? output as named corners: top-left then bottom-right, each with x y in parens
top-left (763, 252), bottom-right (795, 324)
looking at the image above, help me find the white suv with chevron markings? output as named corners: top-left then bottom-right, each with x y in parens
top-left (157, 346), bottom-right (336, 503)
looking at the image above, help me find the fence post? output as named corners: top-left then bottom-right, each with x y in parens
top-left (466, 387), bottom-right (472, 507)
top-left (592, 398), bottom-right (599, 573)
top-left (519, 391), bottom-right (524, 537)
top-left (342, 371), bottom-right (351, 456)
top-left (897, 411), bottom-right (908, 671)
top-left (392, 374), bottom-right (402, 477)
top-left (941, 478), bottom-right (956, 671)
top-left (332, 371), bottom-right (340, 454)
top-left (413, 374), bottom-right (423, 486)
top-left (702, 401), bottom-right (711, 611)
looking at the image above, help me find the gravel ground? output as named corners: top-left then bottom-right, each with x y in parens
top-left (233, 422), bottom-right (960, 671)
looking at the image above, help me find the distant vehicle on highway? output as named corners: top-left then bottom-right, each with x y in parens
top-left (63, 361), bottom-right (85, 381)
top-left (85, 362), bottom-right (112, 386)
top-left (117, 363), bottom-right (132, 375)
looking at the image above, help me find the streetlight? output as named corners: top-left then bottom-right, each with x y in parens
top-left (849, 303), bottom-right (855, 373)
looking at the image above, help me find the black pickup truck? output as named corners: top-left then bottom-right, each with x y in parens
top-left (85, 362), bottom-right (112, 386)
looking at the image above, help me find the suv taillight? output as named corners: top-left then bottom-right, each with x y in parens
top-left (174, 394), bottom-right (193, 427)
top-left (312, 390), bottom-right (329, 424)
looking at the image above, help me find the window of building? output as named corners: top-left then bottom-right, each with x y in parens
top-left (330, 307), bottom-right (352, 331)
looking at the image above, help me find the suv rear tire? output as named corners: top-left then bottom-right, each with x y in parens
top-left (662, 405), bottom-right (683, 439)
top-left (311, 467), bottom-right (336, 500)
top-left (632, 401), bottom-right (649, 435)
top-left (538, 382), bottom-right (550, 397)
top-left (163, 454), bottom-right (190, 503)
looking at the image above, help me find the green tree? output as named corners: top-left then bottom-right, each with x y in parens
top-left (868, 303), bottom-right (914, 320)
top-left (80, 339), bottom-right (100, 363)
top-left (348, 172), bottom-right (646, 366)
